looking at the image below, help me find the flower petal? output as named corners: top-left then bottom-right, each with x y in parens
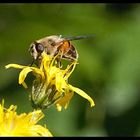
top-left (63, 61), bottom-right (77, 80)
top-left (55, 72), bottom-right (66, 92)
top-left (29, 125), bottom-right (53, 136)
top-left (19, 67), bottom-right (44, 86)
top-left (55, 90), bottom-right (74, 111)
top-left (21, 82), bottom-right (28, 89)
top-left (69, 85), bottom-right (95, 107)
top-left (5, 64), bottom-right (27, 69)
top-left (0, 100), bottom-right (53, 136)
top-left (19, 67), bottom-right (33, 85)
top-left (31, 67), bottom-right (44, 78)
top-left (41, 52), bottom-right (52, 71)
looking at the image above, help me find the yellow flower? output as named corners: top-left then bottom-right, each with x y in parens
top-left (0, 100), bottom-right (52, 136)
top-left (5, 52), bottom-right (95, 111)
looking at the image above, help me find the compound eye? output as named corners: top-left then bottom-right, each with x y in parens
top-left (35, 43), bottom-right (44, 53)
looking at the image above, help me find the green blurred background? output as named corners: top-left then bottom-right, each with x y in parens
top-left (0, 3), bottom-right (140, 136)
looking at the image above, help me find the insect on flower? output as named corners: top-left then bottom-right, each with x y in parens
top-left (5, 34), bottom-right (95, 111)
top-left (29, 35), bottom-right (95, 66)
top-left (5, 53), bottom-right (95, 111)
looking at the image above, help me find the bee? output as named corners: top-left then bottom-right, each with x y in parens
top-left (29, 35), bottom-right (94, 66)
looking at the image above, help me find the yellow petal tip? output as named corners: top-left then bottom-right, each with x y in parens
top-left (91, 102), bottom-right (95, 107)
top-left (5, 64), bottom-right (10, 69)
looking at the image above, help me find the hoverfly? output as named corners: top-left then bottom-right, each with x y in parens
top-left (29, 35), bottom-right (94, 66)
top-left (28, 35), bottom-right (94, 109)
